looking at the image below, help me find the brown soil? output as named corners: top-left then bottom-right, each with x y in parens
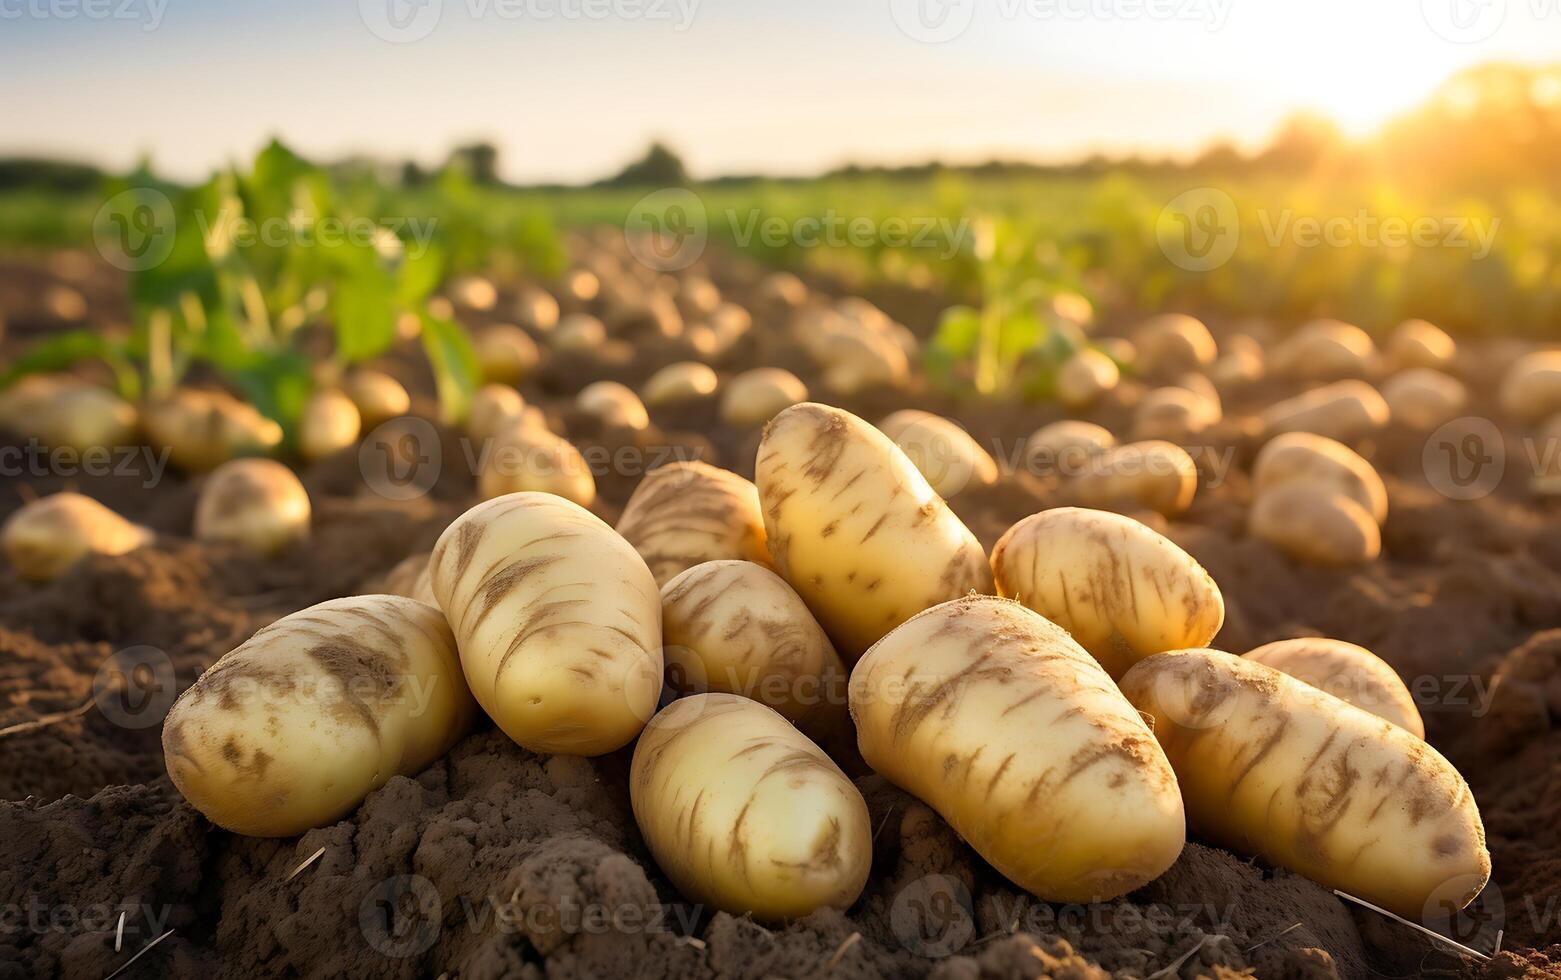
top-left (1, 249), bottom-right (1560, 980)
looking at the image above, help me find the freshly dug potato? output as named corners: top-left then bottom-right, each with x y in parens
top-left (1250, 484), bottom-right (1380, 565)
top-left (1133, 386), bottom-right (1220, 442)
top-left (466, 384), bottom-right (528, 444)
top-left (2, 492), bottom-right (153, 582)
top-left (298, 389), bottom-right (362, 461)
top-left (194, 459), bottom-right (311, 556)
top-left (477, 421), bottom-right (596, 507)
top-left (1244, 638), bottom-right (1424, 737)
top-left (515, 285), bottom-right (560, 333)
top-left (675, 275), bottom-right (722, 320)
top-left (378, 550), bottom-right (436, 606)
top-left (820, 327), bottom-right (909, 395)
top-left (642, 362), bottom-right (719, 407)
top-left (878, 410), bottom-right (999, 498)
top-left (343, 370), bottom-right (410, 428)
top-left (757, 403), bottom-right (992, 662)
top-left (1252, 432), bottom-right (1387, 524)
top-left (756, 271), bottom-right (808, 310)
top-left (0, 375), bottom-right (138, 452)
top-left (992, 507), bottom-right (1223, 678)
top-left (720, 368), bottom-right (808, 428)
top-left (616, 461), bottom-right (770, 586)
top-left (1069, 441), bottom-right (1198, 517)
top-left (851, 596), bottom-right (1185, 901)
top-left (561, 268), bottom-right (600, 303)
top-left (661, 561), bottom-right (848, 736)
top-left (1501, 350), bottom-right (1561, 423)
top-left (576, 381), bottom-right (649, 430)
top-left (1132, 314), bottom-right (1217, 377)
top-left (1388, 319), bottom-right (1455, 372)
top-left (630, 694), bottom-right (871, 919)
top-left (1383, 368), bottom-right (1466, 430)
top-left (1025, 421), bottom-right (1115, 477)
top-left (1211, 334), bottom-right (1265, 386)
top-left (429, 493), bottom-right (661, 754)
top-left (704, 302), bottom-right (753, 359)
top-left (1120, 650), bottom-right (1489, 920)
top-left (476, 325), bottom-right (541, 384)
top-left (1270, 319), bottom-right (1378, 380)
top-left (1260, 381), bottom-right (1390, 444)
top-left (162, 595), bottom-right (477, 837)
top-left (141, 388), bottom-right (284, 472)
top-left (553, 313), bottom-right (608, 352)
top-left (1056, 348), bottom-right (1120, 408)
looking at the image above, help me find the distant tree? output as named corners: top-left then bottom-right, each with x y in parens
top-left (401, 161), bottom-right (430, 187)
top-left (448, 142), bottom-right (501, 186)
top-left (0, 157), bottom-right (103, 192)
top-left (1254, 113), bottom-right (1344, 174)
top-left (600, 142), bottom-right (690, 187)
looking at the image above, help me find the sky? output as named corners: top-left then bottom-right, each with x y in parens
top-left (2, 0), bottom-right (1559, 183)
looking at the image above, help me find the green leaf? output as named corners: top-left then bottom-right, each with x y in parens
top-left (395, 242), bottom-right (445, 307)
top-left (332, 260), bottom-right (399, 363)
top-left (1, 331), bottom-right (137, 396)
top-left (418, 308), bottom-right (480, 425)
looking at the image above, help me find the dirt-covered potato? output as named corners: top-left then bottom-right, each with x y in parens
top-left (378, 550), bottom-right (436, 606)
top-left (194, 458), bottom-right (311, 557)
top-left (2, 492), bottom-right (153, 582)
top-left (1260, 380), bottom-right (1389, 444)
top-left (1132, 386), bottom-right (1220, 442)
top-left (1025, 420), bottom-right (1116, 477)
top-left (1501, 351), bottom-right (1561, 423)
top-left (820, 327), bottom-right (909, 395)
top-left (878, 410), bottom-right (999, 498)
top-left (0, 375), bottom-right (137, 453)
top-left (476, 324), bottom-right (541, 383)
top-left (466, 384), bottom-right (529, 444)
top-left (630, 694), bottom-right (871, 920)
top-left (615, 461), bottom-right (770, 586)
top-left (1388, 319), bottom-right (1455, 372)
top-left (661, 560), bottom-right (848, 736)
top-left (1056, 348), bottom-right (1120, 408)
top-left (477, 421), bottom-right (596, 507)
top-left (992, 507), bottom-right (1223, 678)
top-left (1244, 638), bottom-right (1424, 737)
top-left (552, 313), bottom-right (608, 352)
top-left (1132, 314), bottom-right (1217, 377)
top-left (720, 368), bottom-right (808, 428)
top-left (1383, 368), bottom-right (1467, 430)
top-left (1120, 650), bottom-right (1489, 920)
top-left (298, 389), bottom-right (361, 461)
top-left (1252, 432), bottom-right (1387, 524)
top-left (642, 362), bottom-right (719, 407)
top-left (430, 493), bottom-right (661, 755)
top-left (851, 596), bottom-right (1185, 901)
top-left (576, 381), bottom-right (649, 430)
top-left (141, 388), bottom-right (284, 472)
top-left (757, 403), bottom-right (992, 663)
top-left (1269, 319), bottom-right (1378, 380)
top-left (1250, 484), bottom-right (1380, 565)
top-left (1069, 440), bottom-right (1198, 517)
top-left (161, 595), bottom-right (477, 837)
top-left (343, 370), bottom-right (410, 428)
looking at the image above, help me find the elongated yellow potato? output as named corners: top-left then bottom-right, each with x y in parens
top-left (630, 694), bottom-right (871, 919)
top-left (2, 492), bottom-right (153, 582)
top-left (0, 376), bottom-right (137, 453)
top-left (1270, 319), bottom-right (1378, 380)
top-left (1133, 314), bottom-right (1217, 377)
top-left (1250, 485), bottom-right (1380, 566)
top-left (756, 402), bottom-right (992, 663)
top-left (1260, 381), bottom-right (1389, 444)
top-left (194, 458), bottom-right (311, 556)
top-left (1500, 350), bottom-right (1561, 423)
top-left (642, 362), bottom-right (719, 407)
top-left (1025, 421), bottom-right (1115, 477)
top-left (1383, 368), bottom-right (1467, 430)
top-left (1253, 432), bottom-right (1387, 524)
top-left (878, 410), bottom-right (999, 498)
top-left (1387, 319), bottom-right (1455, 372)
top-left (141, 388), bottom-right (284, 472)
top-left (1069, 441), bottom-right (1198, 517)
top-left (577, 381), bottom-right (649, 430)
top-left (660, 560), bottom-right (849, 738)
top-left (1120, 650), bottom-right (1489, 920)
top-left (162, 595), bottom-right (477, 837)
top-left (852, 596), bottom-right (1185, 901)
top-left (991, 507), bottom-right (1224, 678)
top-left (1244, 638), bottom-right (1424, 737)
top-left (1056, 348), bottom-right (1120, 408)
top-left (720, 368), bottom-right (807, 428)
top-left (615, 461), bottom-right (770, 586)
top-left (429, 493), bottom-right (662, 755)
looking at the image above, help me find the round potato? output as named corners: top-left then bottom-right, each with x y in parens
top-left (1244, 638), bottom-right (1424, 737)
top-left (467, 384), bottom-right (528, 444)
top-left (476, 324), bottom-right (541, 384)
top-left (298, 389), bottom-right (361, 461)
top-left (1132, 314), bottom-right (1217, 377)
top-left (1383, 369), bottom-right (1466, 430)
top-left (1250, 485), bottom-right (1380, 565)
top-left (630, 694), bottom-right (871, 920)
top-left (576, 381), bottom-right (649, 431)
top-left (757, 403), bottom-right (992, 663)
top-left (721, 368), bottom-right (808, 428)
top-left (194, 458), bottom-right (311, 557)
top-left (851, 596), bottom-right (1185, 902)
top-left (1270, 319), bottom-right (1378, 380)
top-left (1252, 432), bottom-right (1387, 525)
top-left (141, 388), bottom-right (284, 472)
top-left (1133, 386), bottom-right (1220, 443)
top-left (1120, 650), bottom-right (1489, 921)
top-left (1501, 351), bottom-right (1561, 423)
top-left (343, 370), bottom-right (411, 428)
top-left (429, 493), bottom-right (662, 755)
top-left (992, 507), bottom-right (1224, 678)
top-left (615, 461), bottom-right (771, 586)
top-left (1056, 348), bottom-right (1120, 408)
top-left (477, 421), bottom-right (596, 507)
top-left (1024, 421), bottom-right (1116, 478)
top-left (162, 595), bottom-right (477, 837)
